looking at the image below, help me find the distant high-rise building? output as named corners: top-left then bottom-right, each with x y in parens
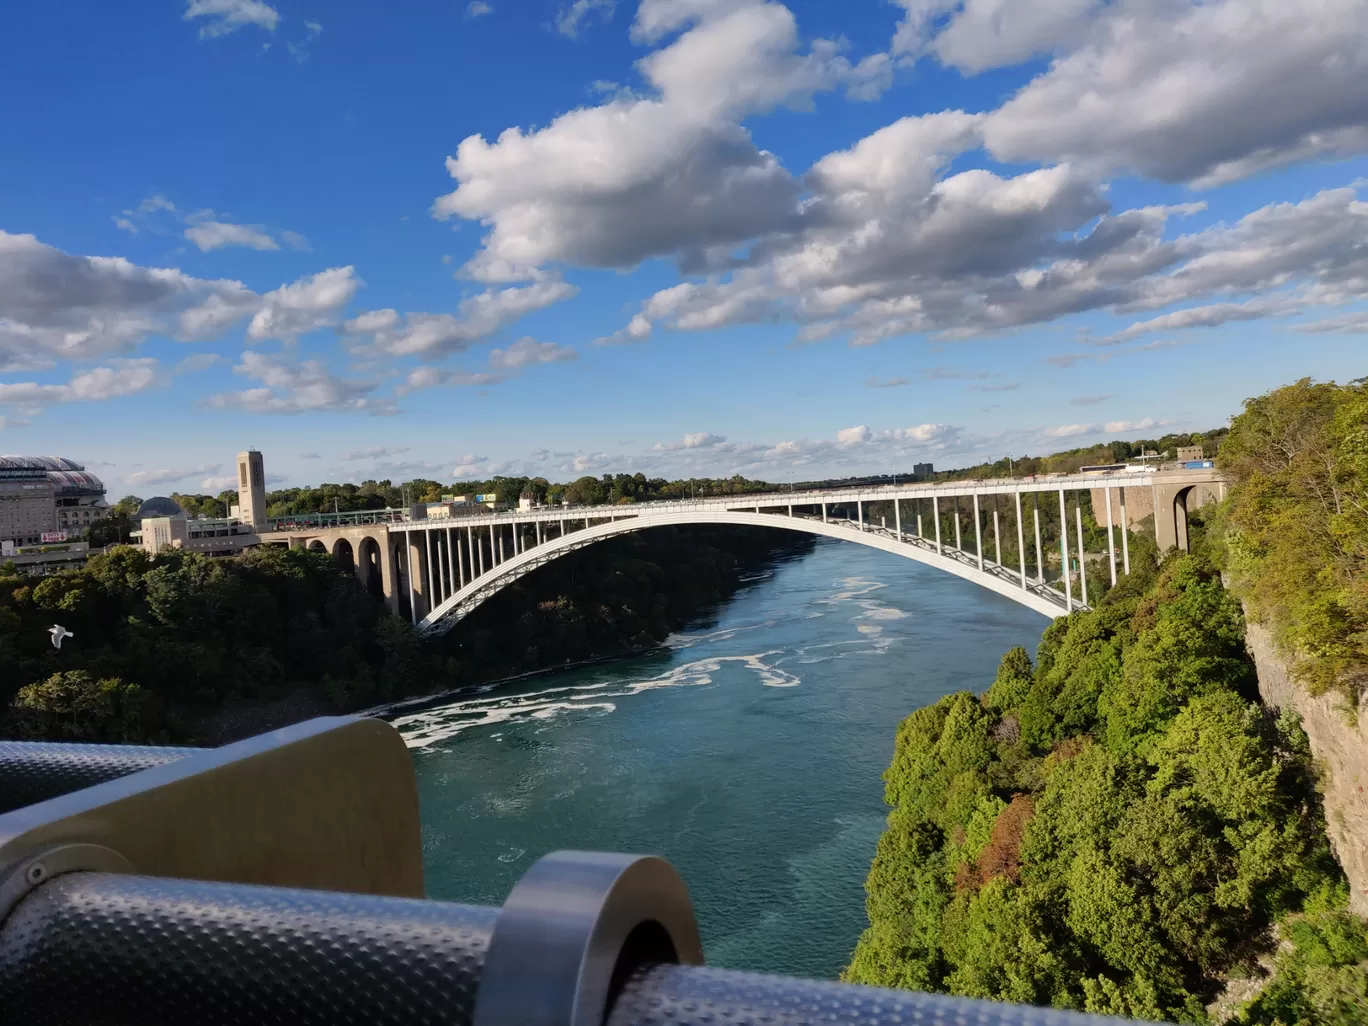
top-left (913, 462), bottom-right (934, 480)
top-left (236, 450), bottom-right (268, 528)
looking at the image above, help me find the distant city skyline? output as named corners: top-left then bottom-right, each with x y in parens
top-left (2, 0), bottom-right (1365, 501)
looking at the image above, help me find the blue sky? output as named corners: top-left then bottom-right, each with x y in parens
top-left (1, 0), bottom-right (1365, 498)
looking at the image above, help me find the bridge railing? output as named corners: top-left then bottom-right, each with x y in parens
top-left (0, 718), bottom-right (1160, 1026)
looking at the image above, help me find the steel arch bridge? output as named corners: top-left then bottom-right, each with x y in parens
top-left (412, 509), bottom-right (1063, 632)
top-left (256, 468), bottom-right (1225, 635)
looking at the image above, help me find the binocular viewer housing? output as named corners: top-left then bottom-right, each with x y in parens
top-left (0, 716), bottom-right (1155, 1026)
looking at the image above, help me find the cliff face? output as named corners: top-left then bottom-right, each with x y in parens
top-left (1245, 620), bottom-right (1368, 916)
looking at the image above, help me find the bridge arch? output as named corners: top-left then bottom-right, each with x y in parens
top-left (332, 537), bottom-right (355, 575)
top-left (306, 539), bottom-right (328, 554)
top-left (415, 510), bottom-right (1068, 636)
top-left (356, 536), bottom-right (384, 598)
top-left (1169, 482), bottom-right (1223, 552)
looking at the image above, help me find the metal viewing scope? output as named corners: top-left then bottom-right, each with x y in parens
top-left (0, 717), bottom-right (1158, 1026)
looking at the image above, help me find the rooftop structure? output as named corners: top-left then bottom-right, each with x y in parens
top-left (0, 456), bottom-right (106, 546)
top-left (135, 496), bottom-right (185, 519)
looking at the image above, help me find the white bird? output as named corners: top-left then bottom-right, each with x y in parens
top-left (49, 625), bottom-right (73, 650)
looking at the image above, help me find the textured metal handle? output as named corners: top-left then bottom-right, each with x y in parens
top-left (610, 963), bottom-right (1144, 1026)
top-left (0, 872), bottom-right (498, 1025)
top-left (0, 741), bottom-right (199, 814)
top-left (0, 872), bottom-right (1159, 1026)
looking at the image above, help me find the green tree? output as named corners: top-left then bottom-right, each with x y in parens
top-left (10, 670), bottom-right (152, 742)
top-left (1219, 377), bottom-right (1368, 700)
top-left (849, 553), bottom-right (1351, 1022)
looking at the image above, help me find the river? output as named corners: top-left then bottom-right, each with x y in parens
top-left (391, 537), bottom-right (1047, 981)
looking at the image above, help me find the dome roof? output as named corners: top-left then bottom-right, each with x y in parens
top-left (136, 496), bottom-right (184, 519)
top-left (0, 456), bottom-right (105, 497)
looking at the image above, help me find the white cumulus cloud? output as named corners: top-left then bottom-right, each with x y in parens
top-left (206, 351), bottom-right (393, 415)
top-left (184, 0), bottom-right (279, 38)
top-left (185, 220), bottom-right (280, 252)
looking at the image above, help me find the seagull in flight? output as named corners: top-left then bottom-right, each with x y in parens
top-left (49, 625), bottom-right (73, 650)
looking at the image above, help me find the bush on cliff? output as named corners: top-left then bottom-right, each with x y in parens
top-left (846, 553), bottom-right (1348, 1023)
top-left (1219, 377), bottom-right (1368, 703)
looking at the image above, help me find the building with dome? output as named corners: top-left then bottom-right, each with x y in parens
top-left (134, 496), bottom-right (185, 520)
top-left (133, 492), bottom-right (260, 557)
top-left (0, 455), bottom-right (107, 549)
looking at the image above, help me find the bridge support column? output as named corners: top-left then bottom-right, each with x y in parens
top-left (953, 496), bottom-right (962, 551)
top-left (477, 529), bottom-right (484, 577)
top-left (456, 529), bottom-right (465, 588)
top-left (894, 498), bottom-right (901, 541)
top-left (376, 532), bottom-right (399, 618)
top-left (1015, 491), bottom-right (1027, 591)
top-left (1105, 485), bottom-right (1117, 587)
top-left (1034, 503), bottom-right (1044, 585)
top-left (1120, 488), bottom-right (1130, 575)
top-left (432, 531), bottom-right (444, 602)
top-left (1075, 500), bottom-right (1088, 607)
top-left (421, 532), bottom-right (431, 605)
top-left (857, 501), bottom-right (864, 531)
top-left (405, 530), bottom-right (418, 625)
top-left (993, 508), bottom-right (1001, 567)
top-left (973, 493), bottom-right (983, 570)
top-left (821, 503), bottom-right (827, 523)
top-left (933, 496), bottom-right (942, 554)
top-left (1059, 490), bottom-right (1073, 613)
top-left (446, 528), bottom-right (456, 595)
top-left (917, 514), bottom-right (923, 539)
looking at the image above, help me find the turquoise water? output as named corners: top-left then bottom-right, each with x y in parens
top-left (393, 537), bottom-right (1046, 980)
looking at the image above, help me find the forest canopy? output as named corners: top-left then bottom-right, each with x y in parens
top-left (844, 548), bottom-right (1357, 1023)
top-left (0, 526), bottom-right (811, 744)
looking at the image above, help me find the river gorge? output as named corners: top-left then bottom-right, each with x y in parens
top-left (392, 536), bottom-right (1047, 980)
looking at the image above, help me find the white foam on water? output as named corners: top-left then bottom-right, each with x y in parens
top-left (856, 603), bottom-right (906, 621)
top-left (825, 577), bottom-right (887, 604)
top-left (396, 651), bottom-right (801, 751)
top-left (663, 620), bottom-right (773, 650)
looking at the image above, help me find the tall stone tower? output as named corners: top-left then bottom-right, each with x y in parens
top-left (236, 450), bottom-right (267, 529)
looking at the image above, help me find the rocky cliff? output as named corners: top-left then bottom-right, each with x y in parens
top-left (1245, 620), bottom-right (1368, 916)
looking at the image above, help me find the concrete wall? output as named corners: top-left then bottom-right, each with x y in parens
top-left (1246, 619), bottom-right (1368, 916)
top-left (1091, 483), bottom-right (1154, 529)
top-left (1091, 477), bottom-right (1227, 551)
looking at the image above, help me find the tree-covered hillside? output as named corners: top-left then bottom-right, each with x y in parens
top-left (844, 546), bottom-right (1362, 1023)
top-left (0, 525), bottom-right (811, 744)
top-left (1219, 377), bottom-right (1368, 702)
